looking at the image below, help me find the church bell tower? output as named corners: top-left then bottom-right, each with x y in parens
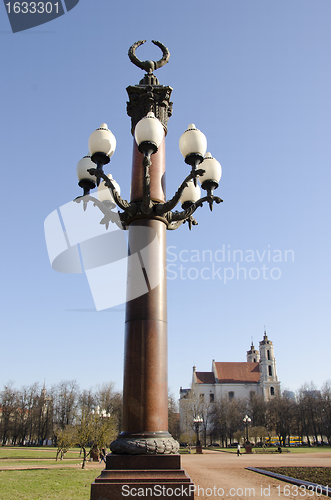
top-left (259, 331), bottom-right (280, 400)
top-left (247, 341), bottom-right (260, 363)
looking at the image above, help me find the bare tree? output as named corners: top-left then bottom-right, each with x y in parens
top-left (95, 383), bottom-right (122, 436)
top-left (19, 383), bottom-right (40, 445)
top-left (321, 381), bottom-right (331, 445)
top-left (53, 380), bottom-right (79, 431)
top-left (268, 393), bottom-right (296, 446)
top-left (55, 425), bottom-right (76, 460)
top-left (179, 389), bottom-right (214, 446)
top-left (76, 409), bottom-right (116, 469)
top-left (297, 383), bottom-right (322, 445)
top-left (248, 394), bottom-right (267, 428)
top-left (0, 383), bottom-right (17, 445)
top-left (168, 393), bottom-right (180, 441)
top-left (34, 386), bottom-right (53, 445)
top-left (225, 398), bottom-right (247, 445)
top-left (79, 389), bottom-right (96, 413)
top-left (210, 397), bottom-right (228, 447)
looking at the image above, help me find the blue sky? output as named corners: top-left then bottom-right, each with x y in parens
top-left (1, 0), bottom-right (330, 399)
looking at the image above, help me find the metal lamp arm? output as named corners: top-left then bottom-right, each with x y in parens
top-left (156, 168), bottom-right (205, 216)
top-left (169, 195), bottom-right (223, 222)
top-left (141, 152), bottom-right (153, 213)
top-left (87, 168), bottom-right (131, 212)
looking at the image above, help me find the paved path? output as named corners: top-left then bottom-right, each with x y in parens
top-left (181, 450), bottom-right (331, 500)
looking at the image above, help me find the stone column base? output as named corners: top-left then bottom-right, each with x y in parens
top-left (90, 454), bottom-right (194, 500)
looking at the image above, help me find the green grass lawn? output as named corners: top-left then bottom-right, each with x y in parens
top-left (0, 447), bottom-right (57, 460)
top-left (259, 446), bottom-right (331, 454)
top-left (0, 447), bottom-right (83, 467)
top-left (0, 459), bottom-right (82, 467)
top-left (0, 447), bottom-right (101, 499)
top-left (257, 467), bottom-right (331, 488)
top-left (0, 469), bottom-right (98, 500)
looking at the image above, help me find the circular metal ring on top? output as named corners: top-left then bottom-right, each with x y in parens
top-left (128, 40), bottom-right (170, 75)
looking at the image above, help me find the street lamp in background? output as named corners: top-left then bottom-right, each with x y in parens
top-left (91, 406), bottom-right (111, 419)
top-left (243, 415), bottom-right (252, 453)
top-left (74, 40), bottom-right (222, 500)
top-left (193, 416), bottom-right (203, 454)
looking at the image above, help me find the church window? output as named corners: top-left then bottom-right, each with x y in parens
top-left (268, 365), bottom-right (272, 376)
top-left (228, 391), bottom-right (234, 399)
top-left (267, 350), bottom-right (271, 360)
top-left (249, 391), bottom-right (256, 400)
top-left (270, 387), bottom-right (275, 396)
top-left (200, 393), bottom-right (204, 401)
top-left (253, 358), bottom-right (256, 362)
top-left (210, 393), bottom-right (214, 403)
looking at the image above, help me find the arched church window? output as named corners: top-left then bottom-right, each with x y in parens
top-left (228, 391), bottom-right (234, 399)
top-left (270, 387), bottom-right (275, 396)
top-left (267, 350), bottom-right (271, 360)
top-left (268, 365), bottom-right (272, 376)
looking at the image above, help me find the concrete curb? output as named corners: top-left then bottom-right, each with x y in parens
top-left (247, 467), bottom-right (331, 497)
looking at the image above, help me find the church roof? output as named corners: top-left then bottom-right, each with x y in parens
top-left (215, 362), bottom-right (260, 383)
top-left (195, 372), bottom-right (216, 384)
top-left (195, 363), bottom-right (261, 385)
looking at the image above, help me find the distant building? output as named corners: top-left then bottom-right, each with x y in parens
top-left (283, 390), bottom-right (296, 401)
top-left (180, 331), bottom-right (281, 408)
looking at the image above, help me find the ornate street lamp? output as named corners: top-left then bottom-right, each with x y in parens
top-left (73, 40), bottom-right (223, 500)
top-left (193, 416), bottom-right (203, 453)
top-left (76, 119), bottom-right (222, 228)
top-left (243, 414), bottom-right (251, 444)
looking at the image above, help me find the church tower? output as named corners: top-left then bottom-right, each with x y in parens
top-left (246, 341), bottom-right (260, 363)
top-left (259, 331), bottom-right (280, 400)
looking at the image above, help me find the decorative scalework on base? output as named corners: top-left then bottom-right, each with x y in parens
top-left (110, 434), bottom-right (180, 455)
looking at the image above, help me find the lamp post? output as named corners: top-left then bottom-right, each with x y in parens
top-left (193, 416), bottom-right (203, 454)
top-left (243, 415), bottom-right (251, 445)
top-left (74, 40), bottom-right (222, 500)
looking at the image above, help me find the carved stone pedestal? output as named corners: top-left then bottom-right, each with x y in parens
top-left (90, 455), bottom-right (194, 500)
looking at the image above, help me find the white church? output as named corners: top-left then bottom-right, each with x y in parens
top-left (180, 331), bottom-right (281, 406)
